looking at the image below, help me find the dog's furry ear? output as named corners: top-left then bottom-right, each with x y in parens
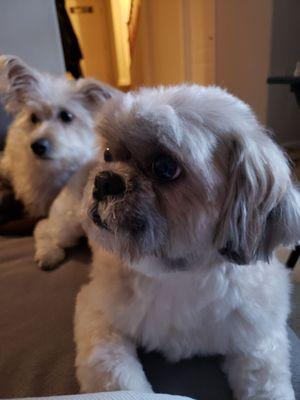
top-left (75, 78), bottom-right (121, 113)
top-left (215, 136), bottom-right (300, 265)
top-left (0, 55), bottom-right (40, 113)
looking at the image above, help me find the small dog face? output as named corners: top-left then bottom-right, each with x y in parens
top-left (85, 85), bottom-right (300, 273)
top-left (0, 55), bottom-right (117, 217)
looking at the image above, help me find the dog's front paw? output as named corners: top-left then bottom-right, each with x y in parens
top-left (35, 245), bottom-right (65, 270)
top-left (114, 375), bottom-right (153, 393)
top-left (77, 347), bottom-right (153, 394)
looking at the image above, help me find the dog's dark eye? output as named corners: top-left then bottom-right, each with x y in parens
top-left (59, 110), bottom-right (74, 123)
top-left (152, 155), bottom-right (181, 181)
top-left (104, 147), bottom-right (113, 162)
top-left (30, 113), bottom-right (40, 124)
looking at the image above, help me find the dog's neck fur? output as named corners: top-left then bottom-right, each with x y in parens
top-left (91, 246), bottom-right (284, 361)
top-left (131, 253), bottom-right (220, 277)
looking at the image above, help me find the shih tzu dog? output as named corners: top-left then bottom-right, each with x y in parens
top-left (0, 55), bottom-right (116, 222)
top-left (74, 85), bottom-right (300, 399)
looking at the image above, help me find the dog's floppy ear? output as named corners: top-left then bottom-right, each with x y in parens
top-left (0, 55), bottom-right (40, 113)
top-left (214, 135), bottom-right (300, 265)
top-left (75, 78), bottom-right (121, 114)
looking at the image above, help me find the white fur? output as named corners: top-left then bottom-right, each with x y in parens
top-left (34, 161), bottom-right (95, 269)
top-left (1, 100), bottom-right (96, 217)
top-left (74, 85), bottom-right (300, 399)
top-left (76, 249), bottom-right (294, 399)
top-left (58, 84), bottom-right (299, 399)
top-left (0, 55), bottom-right (115, 219)
top-left (0, 55), bottom-right (120, 268)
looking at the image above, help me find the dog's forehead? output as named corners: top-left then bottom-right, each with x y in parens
top-left (36, 75), bottom-right (71, 102)
top-left (105, 111), bottom-right (176, 148)
top-left (27, 76), bottom-right (90, 119)
top-left (29, 75), bottom-right (81, 109)
top-left (98, 85), bottom-right (246, 160)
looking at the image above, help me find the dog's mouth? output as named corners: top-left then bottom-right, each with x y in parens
top-left (89, 202), bottom-right (110, 231)
top-left (88, 200), bottom-right (148, 236)
top-left (34, 155), bottom-right (54, 161)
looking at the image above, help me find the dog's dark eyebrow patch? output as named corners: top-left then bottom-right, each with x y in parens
top-left (101, 115), bottom-right (179, 159)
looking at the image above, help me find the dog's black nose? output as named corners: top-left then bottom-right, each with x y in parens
top-left (93, 171), bottom-right (125, 201)
top-left (31, 139), bottom-right (50, 158)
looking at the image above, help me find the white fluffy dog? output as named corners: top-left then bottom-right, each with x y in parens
top-left (33, 83), bottom-right (300, 397)
top-left (72, 84), bottom-right (300, 400)
top-left (0, 55), bottom-right (115, 219)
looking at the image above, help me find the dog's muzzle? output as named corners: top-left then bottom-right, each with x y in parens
top-left (93, 171), bottom-right (125, 202)
top-left (90, 171), bottom-right (126, 230)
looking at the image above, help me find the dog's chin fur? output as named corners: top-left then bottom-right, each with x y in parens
top-left (76, 84), bottom-right (300, 398)
top-left (85, 204), bottom-right (218, 278)
top-left (0, 55), bottom-right (116, 218)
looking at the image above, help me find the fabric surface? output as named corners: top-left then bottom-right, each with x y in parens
top-left (22, 392), bottom-right (193, 400)
top-left (290, 329), bottom-right (300, 398)
top-left (0, 236), bottom-right (91, 398)
top-left (0, 235), bottom-right (299, 399)
top-left (290, 282), bottom-right (300, 335)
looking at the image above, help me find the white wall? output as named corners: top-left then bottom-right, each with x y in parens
top-left (0, 0), bottom-right (65, 74)
top-left (0, 0), bottom-right (65, 147)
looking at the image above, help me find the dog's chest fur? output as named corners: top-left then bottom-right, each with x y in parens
top-left (92, 252), bottom-right (289, 361)
top-left (120, 271), bottom-right (231, 359)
